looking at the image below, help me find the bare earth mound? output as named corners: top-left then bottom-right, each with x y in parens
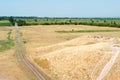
top-left (33, 36), bottom-right (120, 80)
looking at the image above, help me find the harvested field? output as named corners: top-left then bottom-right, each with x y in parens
top-left (20, 25), bottom-right (120, 80)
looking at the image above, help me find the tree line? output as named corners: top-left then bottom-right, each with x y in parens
top-left (0, 16), bottom-right (120, 27)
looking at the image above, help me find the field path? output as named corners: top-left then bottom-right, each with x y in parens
top-left (96, 40), bottom-right (120, 80)
top-left (15, 23), bottom-right (47, 80)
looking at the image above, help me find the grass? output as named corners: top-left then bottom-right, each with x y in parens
top-left (0, 20), bottom-right (12, 26)
top-left (0, 30), bottom-right (14, 52)
top-left (0, 40), bottom-right (14, 52)
top-left (55, 30), bottom-right (120, 33)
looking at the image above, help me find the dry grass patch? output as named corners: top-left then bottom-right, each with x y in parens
top-left (34, 58), bottom-right (50, 69)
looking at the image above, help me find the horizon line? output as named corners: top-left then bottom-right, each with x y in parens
top-left (0, 16), bottom-right (120, 18)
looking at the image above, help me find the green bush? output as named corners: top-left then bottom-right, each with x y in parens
top-left (0, 30), bottom-right (14, 52)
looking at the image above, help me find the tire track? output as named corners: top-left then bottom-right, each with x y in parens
top-left (96, 39), bottom-right (120, 80)
top-left (15, 23), bottom-right (47, 80)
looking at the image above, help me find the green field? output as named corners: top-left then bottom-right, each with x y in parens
top-left (56, 30), bottom-right (120, 33)
top-left (0, 20), bottom-right (12, 26)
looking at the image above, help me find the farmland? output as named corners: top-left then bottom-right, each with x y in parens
top-left (19, 25), bottom-right (120, 80)
top-left (0, 20), bottom-right (12, 26)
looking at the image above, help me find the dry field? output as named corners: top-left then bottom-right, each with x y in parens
top-left (20, 25), bottom-right (120, 80)
top-left (0, 27), bottom-right (37, 80)
top-left (0, 25), bottom-right (120, 80)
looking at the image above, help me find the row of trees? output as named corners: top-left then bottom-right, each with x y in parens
top-left (23, 19), bottom-right (120, 28)
top-left (0, 16), bottom-right (120, 27)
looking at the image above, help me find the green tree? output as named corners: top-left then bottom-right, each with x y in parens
top-left (17, 20), bottom-right (26, 26)
top-left (9, 17), bottom-right (15, 26)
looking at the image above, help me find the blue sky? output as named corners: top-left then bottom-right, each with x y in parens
top-left (0, 0), bottom-right (120, 17)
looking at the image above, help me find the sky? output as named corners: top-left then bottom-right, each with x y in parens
top-left (0, 0), bottom-right (120, 17)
